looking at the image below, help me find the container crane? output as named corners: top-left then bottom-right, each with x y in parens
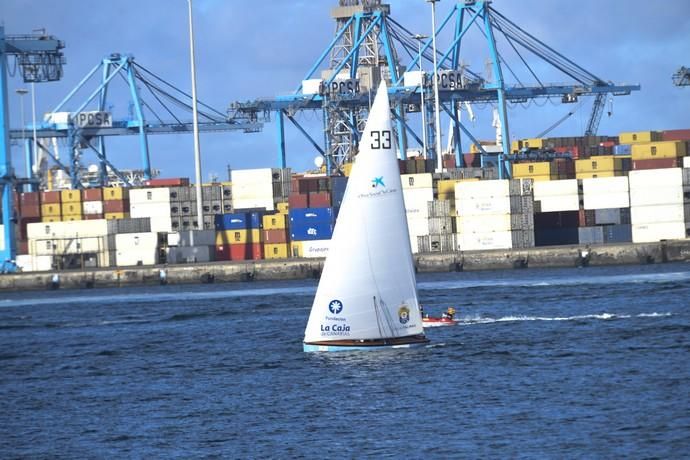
top-left (228, 1), bottom-right (639, 178)
top-left (673, 66), bottom-right (690, 86)
top-left (1, 26), bottom-right (65, 272)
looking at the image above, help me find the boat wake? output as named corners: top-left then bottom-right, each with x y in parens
top-left (460, 312), bottom-right (672, 325)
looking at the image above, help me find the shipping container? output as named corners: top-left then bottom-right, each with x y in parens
top-left (417, 234), bottom-right (457, 253)
top-left (115, 232), bottom-right (159, 266)
top-left (262, 213), bottom-right (287, 230)
top-left (290, 221), bottom-right (334, 241)
top-left (630, 204), bottom-right (685, 224)
top-left (457, 230), bottom-right (513, 251)
top-left (661, 129), bottom-right (690, 142)
top-left (535, 227), bottom-right (579, 246)
top-left (290, 240), bottom-right (330, 258)
top-left (613, 144), bottom-right (632, 155)
top-left (308, 191), bottom-right (331, 208)
top-left (401, 173), bottom-right (433, 189)
top-left (619, 131), bottom-right (661, 144)
top-left (167, 245), bottom-right (214, 264)
top-left (221, 242), bottom-right (263, 261)
top-left (632, 158), bottom-right (681, 170)
top-left (455, 196), bottom-right (511, 216)
top-left (264, 243), bottom-right (289, 259)
top-left (631, 141), bottom-right (687, 160)
top-left (103, 187), bottom-right (128, 201)
top-left (214, 212), bottom-right (264, 231)
top-left (103, 199), bottom-right (129, 213)
top-left (632, 222), bottom-right (686, 243)
top-left (105, 212), bottom-right (128, 220)
top-left (215, 229), bottom-right (262, 245)
top-left (289, 207), bottom-right (334, 224)
top-left (19, 192), bottom-right (40, 207)
top-left (144, 178), bottom-right (189, 187)
top-left (455, 179), bottom-right (510, 198)
top-left (535, 195), bottom-right (580, 212)
top-left (41, 191), bottom-right (61, 204)
top-left (60, 190), bottom-right (82, 203)
top-left (83, 201), bottom-right (104, 215)
top-left (262, 229), bottom-right (289, 244)
top-left (512, 162), bottom-right (554, 178)
top-left (628, 168), bottom-right (683, 188)
top-left (129, 187), bottom-right (171, 204)
top-left (629, 187), bottom-right (683, 207)
top-left (20, 204), bottom-right (41, 218)
top-left (61, 202), bottom-right (82, 215)
top-left (40, 203), bottom-right (61, 217)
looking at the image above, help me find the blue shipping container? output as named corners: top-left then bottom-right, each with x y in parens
top-left (603, 224), bottom-right (632, 243)
top-left (289, 207), bottom-right (334, 225)
top-left (613, 144), bottom-right (631, 156)
top-left (214, 212), bottom-right (263, 230)
top-left (290, 221), bottom-right (334, 241)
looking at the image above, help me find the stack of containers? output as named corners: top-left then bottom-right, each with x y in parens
top-left (232, 168), bottom-right (275, 211)
top-left (454, 179), bottom-right (534, 250)
top-left (575, 156), bottom-right (627, 179)
top-left (168, 185), bottom-right (187, 231)
top-left (289, 208), bottom-right (333, 258)
top-left (631, 141), bottom-right (687, 170)
top-left (18, 192), bottom-right (41, 254)
top-left (40, 190), bottom-right (61, 222)
top-left (289, 176), bottom-right (331, 209)
top-left (262, 213), bottom-right (289, 259)
top-left (534, 179), bottom-right (580, 214)
top-left (198, 184), bottom-right (223, 230)
top-left (61, 190), bottom-right (82, 221)
top-left (271, 168), bottom-right (292, 206)
top-left (167, 230), bottom-right (216, 263)
top-left (629, 168), bottom-right (686, 242)
top-left (103, 186), bottom-right (130, 220)
top-left (129, 187), bottom-right (172, 232)
top-left (402, 173), bottom-right (434, 253)
top-left (417, 200), bottom-right (456, 252)
top-left (82, 188), bottom-right (104, 220)
top-left (29, 220), bottom-right (106, 268)
top-left (214, 212), bottom-right (264, 260)
top-left (579, 176), bottom-right (632, 244)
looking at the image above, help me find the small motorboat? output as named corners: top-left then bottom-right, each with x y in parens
top-left (422, 316), bottom-right (459, 327)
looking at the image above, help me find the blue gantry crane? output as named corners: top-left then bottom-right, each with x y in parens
top-left (228, 0), bottom-right (640, 177)
top-left (1, 26), bottom-right (65, 272)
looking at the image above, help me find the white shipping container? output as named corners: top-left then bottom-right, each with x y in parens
top-left (83, 201), bottom-right (104, 215)
top-left (232, 197), bottom-right (275, 212)
top-left (536, 194), bottom-right (580, 212)
top-left (455, 179), bottom-right (509, 199)
top-left (582, 176), bottom-right (629, 195)
top-left (629, 186), bottom-right (683, 207)
top-left (167, 232), bottom-right (181, 246)
top-left (407, 217), bottom-right (430, 238)
top-left (299, 240), bottom-right (330, 258)
top-left (628, 168), bottom-right (682, 189)
top-left (455, 214), bottom-right (512, 234)
top-left (231, 182), bottom-right (274, 200)
top-left (15, 254), bottom-right (33, 271)
top-left (18, 254), bottom-right (53, 272)
top-left (457, 231), bottom-right (513, 251)
top-left (582, 191), bottom-right (630, 210)
top-left (632, 222), bottom-right (686, 243)
top-left (684, 156), bottom-right (690, 168)
top-left (129, 187), bottom-right (171, 204)
top-left (61, 236), bottom-right (107, 254)
top-left (534, 179), bottom-right (578, 199)
top-left (455, 196), bottom-right (511, 216)
top-left (130, 202), bottom-right (173, 219)
top-left (27, 220), bottom-right (110, 239)
top-left (149, 216), bottom-right (173, 233)
top-left (401, 173), bottom-right (433, 189)
top-left (115, 232), bottom-right (159, 266)
top-left (631, 204), bottom-right (685, 224)
top-left (403, 187), bottom-right (433, 218)
top-left (231, 168), bottom-right (274, 185)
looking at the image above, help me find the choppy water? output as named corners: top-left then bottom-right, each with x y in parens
top-left (1, 263), bottom-right (689, 458)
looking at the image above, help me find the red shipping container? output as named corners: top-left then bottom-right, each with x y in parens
top-left (214, 245), bottom-right (231, 261)
top-left (288, 193), bottom-right (309, 209)
top-left (41, 191), bottom-right (61, 204)
top-left (632, 158), bottom-right (680, 170)
top-left (309, 191), bottom-right (331, 208)
top-left (19, 204), bottom-right (41, 218)
top-left (17, 217), bottom-right (41, 240)
top-left (83, 188), bottom-right (103, 201)
top-left (104, 200), bottom-right (130, 213)
top-left (144, 178), bottom-right (190, 187)
top-left (84, 214), bottom-right (104, 220)
top-left (229, 243), bottom-right (263, 261)
top-left (17, 240), bottom-right (28, 255)
top-left (442, 154), bottom-right (457, 169)
top-left (263, 229), bottom-right (288, 244)
top-left (20, 192), bottom-right (40, 207)
top-left (463, 153), bottom-right (480, 167)
top-left (661, 129), bottom-right (690, 142)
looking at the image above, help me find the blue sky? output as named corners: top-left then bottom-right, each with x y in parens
top-left (3, 0), bottom-right (689, 180)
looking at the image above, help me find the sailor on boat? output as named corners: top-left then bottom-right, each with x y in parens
top-left (441, 307), bottom-right (456, 321)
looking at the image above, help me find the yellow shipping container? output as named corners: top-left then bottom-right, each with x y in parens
top-left (575, 156), bottom-right (625, 173)
top-left (343, 162), bottom-right (354, 177)
top-left (60, 189), bottom-right (82, 203)
top-left (263, 213), bottom-right (287, 230)
top-left (531, 175), bottom-right (556, 181)
top-left (61, 202), bottom-right (82, 215)
top-left (437, 179), bottom-right (458, 195)
top-left (63, 214), bottom-right (83, 221)
top-left (576, 171), bottom-right (619, 179)
top-left (105, 212), bottom-right (128, 220)
top-left (619, 131), bottom-right (661, 144)
top-left (41, 216), bottom-right (61, 222)
top-left (215, 229), bottom-right (261, 245)
top-left (522, 138), bottom-right (543, 149)
top-left (437, 193), bottom-right (454, 201)
top-left (630, 141), bottom-right (687, 160)
top-left (512, 162), bottom-right (553, 177)
top-left (276, 202), bottom-right (289, 214)
top-left (41, 203), bottom-right (62, 217)
top-left (510, 140), bottom-right (521, 153)
top-left (264, 243), bottom-right (289, 259)
top-left (103, 187), bottom-right (127, 201)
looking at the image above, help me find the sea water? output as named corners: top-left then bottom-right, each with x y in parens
top-left (1, 263), bottom-right (689, 457)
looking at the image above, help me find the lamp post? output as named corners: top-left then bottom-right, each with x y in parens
top-left (427, 0), bottom-right (443, 172)
top-left (188, 0), bottom-right (203, 230)
top-left (412, 34), bottom-right (428, 159)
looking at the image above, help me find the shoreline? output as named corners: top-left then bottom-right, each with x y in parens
top-left (2, 239), bottom-right (689, 292)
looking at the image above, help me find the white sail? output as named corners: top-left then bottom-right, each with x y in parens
top-left (304, 81), bottom-right (425, 345)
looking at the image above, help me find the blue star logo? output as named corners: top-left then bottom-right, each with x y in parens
top-left (372, 176), bottom-right (385, 188)
top-left (328, 299), bottom-right (343, 314)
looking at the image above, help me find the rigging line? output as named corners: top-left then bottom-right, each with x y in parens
top-left (140, 76), bottom-right (221, 123)
top-left (497, 23), bottom-right (539, 87)
top-left (134, 70), bottom-right (182, 124)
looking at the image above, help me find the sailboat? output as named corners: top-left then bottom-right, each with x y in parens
top-left (303, 81), bottom-right (429, 352)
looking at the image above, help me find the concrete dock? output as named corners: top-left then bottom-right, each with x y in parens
top-left (1, 239), bottom-right (689, 292)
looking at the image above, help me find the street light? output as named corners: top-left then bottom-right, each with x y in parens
top-left (426, 0), bottom-right (443, 172)
top-left (187, 0), bottom-right (203, 230)
top-left (411, 34), bottom-right (428, 159)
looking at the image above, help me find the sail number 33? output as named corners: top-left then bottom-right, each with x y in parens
top-left (370, 130), bottom-right (392, 150)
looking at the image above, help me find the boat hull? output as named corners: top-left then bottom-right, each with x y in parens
top-left (303, 334), bottom-right (430, 352)
top-left (422, 317), bottom-right (459, 327)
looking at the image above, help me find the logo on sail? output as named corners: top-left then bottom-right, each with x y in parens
top-left (398, 305), bottom-right (410, 324)
top-left (371, 176), bottom-right (385, 188)
top-left (328, 299), bottom-right (343, 314)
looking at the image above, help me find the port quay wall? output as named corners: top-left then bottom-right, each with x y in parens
top-left (2, 239), bottom-right (690, 292)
